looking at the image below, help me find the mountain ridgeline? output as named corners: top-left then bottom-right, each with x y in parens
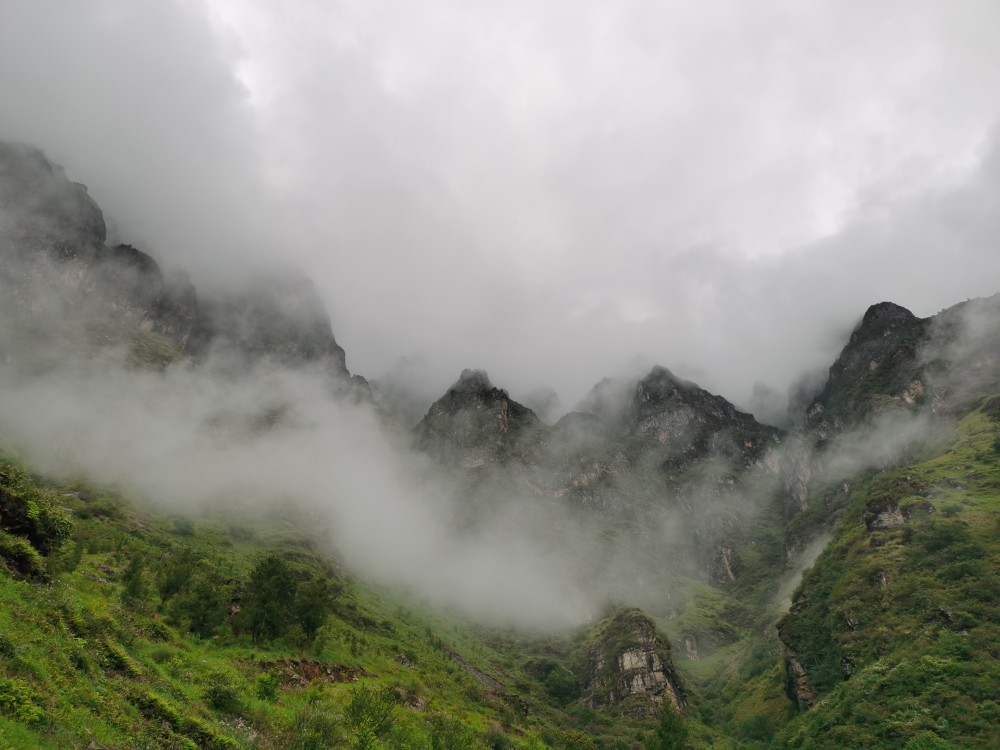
top-left (0, 143), bottom-right (998, 749)
top-left (0, 141), bottom-right (357, 385)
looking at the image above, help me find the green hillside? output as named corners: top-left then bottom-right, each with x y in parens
top-left (0, 454), bottom-right (704, 749)
top-left (774, 398), bottom-right (1000, 749)
top-left (4, 398), bottom-right (995, 748)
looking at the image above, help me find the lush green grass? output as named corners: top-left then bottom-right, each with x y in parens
top-left (774, 398), bottom-right (1000, 749)
top-left (0, 396), bottom-right (996, 748)
top-left (0, 456), bottom-right (703, 749)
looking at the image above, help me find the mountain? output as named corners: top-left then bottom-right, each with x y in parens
top-left (0, 142), bottom-right (997, 749)
top-left (415, 368), bottom-right (547, 468)
top-left (805, 296), bottom-right (1000, 437)
top-left (415, 363), bottom-right (785, 586)
top-left (0, 142), bottom-right (358, 387)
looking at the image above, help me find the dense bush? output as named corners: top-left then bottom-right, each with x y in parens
top-left (0, 531), bottom-right (45, 578)
top-left (345, 685), bottom-right (397, 738)
top-left (241, 554), bottom-right (297, 642)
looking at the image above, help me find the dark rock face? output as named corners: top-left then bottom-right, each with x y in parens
top-left (416, 366), bottom-right (785, 583)
top-left (805, 302), bottom-right (929, 437)
top-left (782, 645), bottom-right (818, 710)
top-left (803, 296), bottom-right (1000, 437)
top-left (626, 366), bottom-right (783, 470)
top-left (0, 141), bottom-right (356, 382)
top-left (0, 142), bottom-right (106, 253)
top-left (415, 369), bottom-right (545, 468)
top-left (196, 272), bottom-right (349, 377)
top-left (585, 609), bottom-right (685, 718)
top-left (0, 143), bottom-right (202, 351)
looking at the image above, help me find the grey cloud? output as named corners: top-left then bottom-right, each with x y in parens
top-left (2, 0), bottom-right (1000, 418)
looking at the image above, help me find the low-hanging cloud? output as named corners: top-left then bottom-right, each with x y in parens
top-left (3, 0), bottom-right (1000, 420)
top-left (0, 351), bottom-right (595, 628)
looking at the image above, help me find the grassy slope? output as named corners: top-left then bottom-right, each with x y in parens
top-left (773, 399), bottom-right (1000, 749)
top-left (0, 456), bottom-right (707, 750)
top-left (0, 316), bottom-right (996, 749)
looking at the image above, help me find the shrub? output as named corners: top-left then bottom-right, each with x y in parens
top-left (164, 564), bottom-right (231, 638)
top-left (255, 672), bottom-right (280, 702)
top-left (345, 685), bottom-right (397, 738)
top-left (203, 672), bottom-right (243, 714)
top-left (0, 676), bottom-right (45, 724)
top-left (294, 577), bottom-right (333, 637)
top-left (559, 730), bottom-right (597, 750)
top-left (156, 546), bottom-right (198, 602)
top-left (288, 701), bottom-right (341, 750)
top-left (0, 531), bottom-right (45, 578)
top-left (644, 706), bottom-right (688, 750)
top-left (430, 715), bottom-right (479, 750)
top-left (544, 667), bottom-right (580, 706)
top-left (120, 553), bottom-right (147, 604)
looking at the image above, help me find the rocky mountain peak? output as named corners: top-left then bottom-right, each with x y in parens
top-left (196, 271), bottom-right (349, 377)
top-left (0, 142), bottom-right (106, 250)
top-left (626, 366), bottom-right (781, 467)
top-left (852, 301), bottom-right (921, 343)
top-left (415, 371), bottom-right (544, 468)
top-left (450, 368), bottom-right (494, 394)
top-left (0, 140), bottom-right (357, 385)
top-left (805, 301), bottom-right (929, 435)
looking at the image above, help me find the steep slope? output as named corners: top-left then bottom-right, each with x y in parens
top-left (774, 398), bottom-right (1000, 748)
top-left (0, 142), bottom-right (356, 383)
top-left (805, 302), bottom-right (929, 437)
top-left (414, 365), bottom-right (788, 595)
top-left (805, 296), bottom-right (1000, 438)
top-left (0, 454), bottom-right (711, 750)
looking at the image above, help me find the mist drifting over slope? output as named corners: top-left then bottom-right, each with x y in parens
top-left (1, 2), bottom-right (1000, 631)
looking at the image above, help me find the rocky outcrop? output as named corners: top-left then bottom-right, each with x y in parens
top-left (782, 646), bottom-right (817, 709)
top-left (805, 302), bottom-right (930, 437)
top-left (585, 609), bottom-right (685, 719)
top-left (801, 297), bottom-right (1000, 437)
top-left (416, 365), bottom-right (787, 581)
top-left (626, 366), bottom-right (783, 470)
top-left (415, 369), bottom-right (546, 468)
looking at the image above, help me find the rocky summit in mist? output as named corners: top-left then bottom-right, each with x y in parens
top-left (0, 143), bottom-right (998, 749)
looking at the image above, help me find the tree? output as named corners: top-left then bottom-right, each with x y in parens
top-left (241, 554), bottom-right (297, 642)
top-left (294, 577), bottom-right (333, 637)
top-left (164, 563), bottom-right (231, 637)
top-left (645, 705), bottom-right (688, 750)
top-left (156, 546), bottom-right (197, 602)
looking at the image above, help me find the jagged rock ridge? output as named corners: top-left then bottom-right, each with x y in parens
top-left (0, 142), bottom-right (354, 382)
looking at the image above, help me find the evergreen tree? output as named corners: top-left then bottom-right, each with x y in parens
top-left (241, 554), bottom-right (297, 642)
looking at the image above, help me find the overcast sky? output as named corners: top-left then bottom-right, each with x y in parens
top-left (2, 0), bottom-right (1000, 415)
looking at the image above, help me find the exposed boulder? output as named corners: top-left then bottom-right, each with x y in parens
top-left (782, 645), bottom-right (818, 710)
top-left (585, 608), bottom-right (685, 719)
